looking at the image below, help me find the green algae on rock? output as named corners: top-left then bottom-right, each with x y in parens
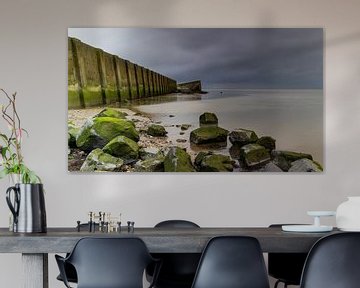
top-left (195, 152), bottom-right (234, 172)
top-left (147, 124), bottom-right (167, 137)
top-left (256, 136), bottom-right (276, 152)
top-left (76, 117), bottom-right (139, 152)
top-left (229, 128), bottom-right (258, 146)
top-left (199, 112), bottom-right (218, 126)
top-left (80, 148), bottom-right (124, 172)
top-left (190, 126), bottom-right (228, 144)
top-left (240, 144), bottom-right (270, 168)
top-left (94, 108), bottom-right (127, 119)
top-left (103, 135), bottom-right (139, 163)
top-left (164, 146), bottom-right (195, 172)
top-left (272, 150), bottom-right (313, 171)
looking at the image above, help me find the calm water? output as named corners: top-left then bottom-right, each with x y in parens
top-left (131, 89), bottom-right (323, 164)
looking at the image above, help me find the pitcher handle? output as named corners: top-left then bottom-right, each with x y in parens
top-left (6, 186), bottom-right (20, 224)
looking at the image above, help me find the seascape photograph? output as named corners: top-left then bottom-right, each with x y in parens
top-left (67, 28), bottom-right (323, 173)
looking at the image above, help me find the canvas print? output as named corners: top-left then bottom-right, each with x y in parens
top-left (68, 28), bottom-right (323, 173)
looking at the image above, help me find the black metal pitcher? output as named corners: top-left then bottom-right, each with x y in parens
top-left (6, 183), bottom-right (47, 233)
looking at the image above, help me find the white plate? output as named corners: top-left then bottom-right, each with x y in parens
top-left (307, 211), bottom-right (336, 217)
top-left (282, 225), bottom-right (333, 232)
top-left (338, 227), bottom-right (360, 232)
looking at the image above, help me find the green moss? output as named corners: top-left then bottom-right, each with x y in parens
top-left (92, 117), bottom-right (139, 142)
top-left (103, 135), bottom-right (139, 162)
top-left (120, 87), bottom-right (130, 102)
top-left (68, 88), bottom-right (81, 109)
top-left (104, 87), bottom-right (119, 104)
top-left (190, 126), bottom-right (228, 144)
top-left (82, 86), bottom-right (103, 107)
top-left (95, 108), bottom-right (127, 119)
top-left (240, 144), bottom-right (270, 168)
top-left (164, 147), bottom-right (195, 172)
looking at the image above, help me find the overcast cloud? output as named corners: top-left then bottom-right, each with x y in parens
top-left (68, 28), bottom-right (323, 89)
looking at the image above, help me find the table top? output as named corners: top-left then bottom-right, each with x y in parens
top-left (0, 227), bottom-right (340, 254)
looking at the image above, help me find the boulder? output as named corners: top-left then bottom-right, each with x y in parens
top-left (76, 117), bottom-right (139, 152)
top-left (199, 112), bottom-right (218, 126)
top-left (103, 135), bottom-right (139, 163)
top-left (258, 162), bottom-right (283, 172)
top-left (240, 144), bottom-right (270, 168)
top-left (68, 121), bottom-right (79, 148)
top-left (164, 147), bottom-right (195, 172)
top-left (94, 108), bottom-right (127, 119)
top-left (195, 152), bottom-right (234, 172)
top-left (80, 148), bottom-right (124, 172)
top-left (229, 128), bottom-right (258, 146)
top-left (272, 150), bottom-right (313, 171)
top-left (139, 147), bottom-right (163, 160)
top-left (180, 124), bottom-right (191, 131)
top-left (134, 156), bottom-right (165, 172)
top-left (190, 126), bottom-right (228, 144)
top-left (256, 136), bottom-right (276, 152)
top-left (147, 124), bottom-right (167, 137)
top-left (288, 158), bottom-right (323, 172)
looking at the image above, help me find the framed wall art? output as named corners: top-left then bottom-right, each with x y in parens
top-left (68, 28), bottom-right (323, 173)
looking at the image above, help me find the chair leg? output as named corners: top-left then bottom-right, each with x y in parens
top-left (274, 280), bottom-right (289, 288)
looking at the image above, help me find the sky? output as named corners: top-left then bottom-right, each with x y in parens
top-left (68, 28), bottom-right (323, 89)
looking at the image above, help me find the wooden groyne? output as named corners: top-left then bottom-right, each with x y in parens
top-left (68, 37), bottom-right (177, 109)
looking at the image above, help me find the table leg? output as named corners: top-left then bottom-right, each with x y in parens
top-left (22, 253), bottom-right (48, 288)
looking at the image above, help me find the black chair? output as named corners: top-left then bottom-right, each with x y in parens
top-left (191, 236), bottom-right (270, 288)
top-left (55, 237), bottom-right (160, 288)
top-left (268, 224), bottom-right (308, 288)
top-left (56, 223), bottom-right (99, 284)
top-left (300, 232), bottom-right (360, 288)
top-left (147, 220), bottom-right (201, 288)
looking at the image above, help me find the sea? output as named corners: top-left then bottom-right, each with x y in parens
top-left (129, 89), bottom-right (324, 165)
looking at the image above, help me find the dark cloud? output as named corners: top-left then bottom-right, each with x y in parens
top-left (68, 28), bottom-right (323, 89)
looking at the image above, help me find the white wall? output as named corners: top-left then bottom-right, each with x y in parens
top-left (0, 0), bottom-right (360, 287)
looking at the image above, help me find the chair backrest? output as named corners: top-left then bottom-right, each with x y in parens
top-left (191, 236), bottom-right (270, 288)
top-left (67, 237), bottom-right (154, 288)
top-left (268, 224), bottom-right (308, 285)
top-left (151, 220), bottom-right (201, 285)
top-left (300, 232), bottom-right (360, 288)
top-left (155, 220), bottom-right (200, 228)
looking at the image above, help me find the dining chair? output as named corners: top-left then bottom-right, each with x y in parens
top-left (268, 224), bottom-right (308, 288)
top-left (300, 232), bottom-right (360, 288)
top-left (55, 237), bottom-right (161, 288)
top-left (191, 236), bottom-right (270, 288)
top-left (56, 223), bottom-right (99, 284)
top-left (147, 220), bottom-right (201, 288)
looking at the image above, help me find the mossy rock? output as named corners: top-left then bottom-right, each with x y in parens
top-left (139, 147), bottom-right (163, 160)
top-left (195, 152), bottom-right (234, 172)
top-left (229, 128), bottom-right (258, 146)
top-left (68, 125), bottom-right (80, 148)
top-left (190, 126), bottom-right (228, 145)
top-left (164, 147), bottom-right (195, 172)
top-left (134, 156), bottom-right (165, 172)
top-left (272, 150), bottom-right (313, 171)
top-left (256, 136), bottom-right (276, 152)
top-left (95, 108), bottom-right (127, 119)
top-left (80, 148), bottom-right (124, 172)
top-left (147, 124), bottom-right (167, 137)
top-left (240, 144), bottom-right (270, 168)
top-left (76, 117), bottom-right (139, 152)
top-left (103, 135), bottom-right (139, 163)
top-left (288, 158), bottom-right (323, 172)
top-left (180, 124), bottom-right (191, 131)
top-left (199, 112), bottom-right (218, 126)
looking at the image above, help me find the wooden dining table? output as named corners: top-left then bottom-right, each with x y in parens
top-left (0, 227), bottom-right (339, 288)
